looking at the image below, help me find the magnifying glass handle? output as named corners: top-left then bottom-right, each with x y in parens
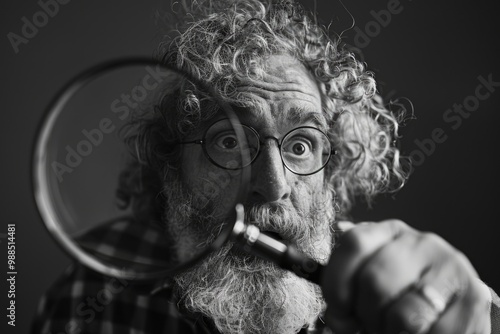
top-left (230, 204), bottom-right (351, 285)
top-left (231, 219), bottom-right (324, 284)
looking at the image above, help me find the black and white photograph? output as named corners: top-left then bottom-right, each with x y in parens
top-left (1, 0), bottom-right (499, 333)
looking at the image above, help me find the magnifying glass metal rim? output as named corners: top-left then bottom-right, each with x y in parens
top-left (31, 57), bottom-right (251, 281)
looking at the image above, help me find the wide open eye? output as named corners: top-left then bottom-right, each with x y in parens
top-left (280, 127), bottom-right (332, 175)
top-left (283, 138), bottom-right (311, 157)
top-left (283, 137), bottom-right (313, 158)
top-left (215, 133), bottom-right (239, 150)
top-left (204, 119), bottom-right (260, 169)
top-left (205, 131), bottom-right (242, 168)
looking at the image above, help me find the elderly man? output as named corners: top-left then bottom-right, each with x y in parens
top-left (32, 0), bottom-right (499, 333)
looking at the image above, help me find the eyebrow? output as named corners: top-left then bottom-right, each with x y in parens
top-left (284, 106), bottom-right (328, 131)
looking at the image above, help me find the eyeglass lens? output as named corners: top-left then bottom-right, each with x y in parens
top-left (203, 119), bottom-right (331, 174)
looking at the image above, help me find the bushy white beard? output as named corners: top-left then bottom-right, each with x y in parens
top-left (175, 246), bottom-right (325, 334)
top-left (164, 180), bottom-right (335, 334)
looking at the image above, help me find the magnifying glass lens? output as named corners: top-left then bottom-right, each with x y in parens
top-left (34, 60), bottom-right (250, 280)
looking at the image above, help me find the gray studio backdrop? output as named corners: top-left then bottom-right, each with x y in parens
top-left (1, 0), bottom-right (499, 333)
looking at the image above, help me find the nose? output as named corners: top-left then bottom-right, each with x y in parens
top-left (248, 138), bottom-right (292, 203)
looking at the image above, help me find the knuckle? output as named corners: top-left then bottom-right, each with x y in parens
top-left (384, 218), bottom-right (406, 226)
top-left (383, 218), bottom-right (407, 229)
top-left (418, 231), bottom-right (448, 250)
top-left (418, 233), bottom-right (477, 274)
top-left (382, 218), bottom-right (410, 238)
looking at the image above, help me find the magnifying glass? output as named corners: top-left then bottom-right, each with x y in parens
top-left (32, 57), bottom-right (330, 284)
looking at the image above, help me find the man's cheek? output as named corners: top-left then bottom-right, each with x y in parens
top-left (182, 151), bottom-right (247, 212)
top-left (292, 174), bottom-right (325, 211)
top-left (191, 169), bottom-right (241, 212)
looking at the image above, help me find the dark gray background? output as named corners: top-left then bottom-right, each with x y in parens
top-left (1, 0), bottom-right (499, 333)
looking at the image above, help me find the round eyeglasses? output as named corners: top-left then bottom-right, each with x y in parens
top-left (179, 119), bottom-right (335, 176)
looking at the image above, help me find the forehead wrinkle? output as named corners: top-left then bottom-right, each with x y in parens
top-left (234, 88), bottom-right (324, 134)
top-left (258, 57), bottom-right (315, 84)
top-left (238, 54), bottom-right (321, 102)
top-left (236, 84), bottom-right (320, 117)
top-left (236, 82), bottom-right (319, 101)
top-left (232, 55), bottom-right (324, 132)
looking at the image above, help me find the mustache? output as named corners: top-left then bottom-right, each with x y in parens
top-left (243, 202), bottom-right (313, 246)
top-left (242, 199), bottom-right (335, 264)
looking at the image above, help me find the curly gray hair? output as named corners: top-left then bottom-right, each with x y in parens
top-left (117, 0), bottom-right (410, 224)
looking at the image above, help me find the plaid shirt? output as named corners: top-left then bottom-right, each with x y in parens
top-left (31, 218), bottom-right (500, 334)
